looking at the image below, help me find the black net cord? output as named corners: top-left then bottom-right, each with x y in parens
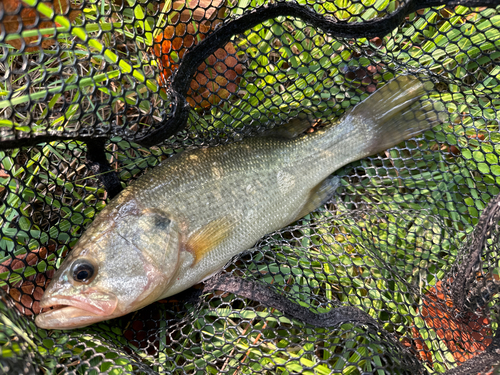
top-left (442, 333), bottom-right (500, 375)
top-left (0, 0), bottom-right (498, 152)
top-left (203, 273), bottom-right (426, 373)
top-left (451, 194), bottom-right (500, 310)
top-left (204, 273), bottom-right (380, 328)
top-left (1, 1), bottom-right (499, 374)
top-left (85, 139), bottom-right (123, 200)
top-left (199, 189), bottom-right (500, 374)
top-left (1, 0), bottom-right (498, 199)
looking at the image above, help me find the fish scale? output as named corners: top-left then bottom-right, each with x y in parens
top-left (159, 132), bottom-right (367, 296)
top-left (35, 75), bottom-right (444, 329)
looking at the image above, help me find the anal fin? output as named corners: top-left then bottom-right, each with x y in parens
top-left (293, 175), bottom-right (341, 222)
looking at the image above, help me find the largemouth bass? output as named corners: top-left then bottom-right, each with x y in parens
top-left (35, 75), bottom-right (441, 329)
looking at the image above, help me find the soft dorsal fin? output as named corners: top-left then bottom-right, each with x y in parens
top-left (186, 217), bottom-right (233, 265)
top-left (263, 116), bottom-right (312, 139)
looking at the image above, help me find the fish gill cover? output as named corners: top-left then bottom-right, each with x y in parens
top-left (0, 0), bottom-right (500, 374)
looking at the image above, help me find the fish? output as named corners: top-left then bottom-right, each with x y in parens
top-left (35, 75), bottom-right (442, 329)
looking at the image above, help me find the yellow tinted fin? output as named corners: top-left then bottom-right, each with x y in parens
top-left (344, 75), bottom-right (446, 156)
top-left (186, 218), bottom-right (232, 265)
top-left (292, 175), bottom-right (341, 222)
top-left (264, 115), bottom-right (312, 139)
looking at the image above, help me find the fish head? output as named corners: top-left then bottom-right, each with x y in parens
top-left (36, 196), bottom-right (182, 329)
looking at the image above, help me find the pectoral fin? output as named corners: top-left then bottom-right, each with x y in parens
top-left (186, 218), bottom-right (233, 265)
top-left (293, 175), bottom-right (341, 222)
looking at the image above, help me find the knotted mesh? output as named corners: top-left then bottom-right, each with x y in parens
top-left (1, 0), bottom-right (500, 373)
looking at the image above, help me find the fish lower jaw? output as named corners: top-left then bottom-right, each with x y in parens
top-left (39, 295), bottom-right (117, 316)
top-left (35, 295), bottom-right (120, 329)
top-left (35, 305), bottom-right (121, 330)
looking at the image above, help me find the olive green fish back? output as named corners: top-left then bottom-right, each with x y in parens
top-left (1, 0), bottom-right (500, 374)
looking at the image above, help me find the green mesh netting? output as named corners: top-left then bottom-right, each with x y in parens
top-left (1, 0), bottom-right (500, 374)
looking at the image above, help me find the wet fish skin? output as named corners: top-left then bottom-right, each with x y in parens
top-left (35, 75), bottom-right (441, 329)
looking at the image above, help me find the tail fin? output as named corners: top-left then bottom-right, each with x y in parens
top-left (344, 75), bottom-right (444, 156)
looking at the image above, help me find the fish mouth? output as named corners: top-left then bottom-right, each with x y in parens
top-left (35, 293), bottom-right (118, 330)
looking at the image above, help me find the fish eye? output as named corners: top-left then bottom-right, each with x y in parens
top-left (71, 259), bottom-right (97, 284)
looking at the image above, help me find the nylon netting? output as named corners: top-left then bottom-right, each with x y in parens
top-left (1, 0), bottom-right (500, 374)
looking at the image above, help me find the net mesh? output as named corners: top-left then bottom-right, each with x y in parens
top-left (1, 0), bottom-right (500, 373)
